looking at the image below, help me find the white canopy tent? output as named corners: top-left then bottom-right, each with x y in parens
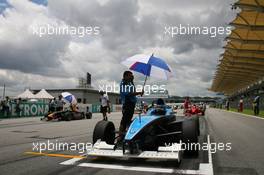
top-left (16, 89), bottom-right (36, 99)
top-left (34, 89), bottom-right (54, 99)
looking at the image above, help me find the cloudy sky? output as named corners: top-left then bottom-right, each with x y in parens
top-left (0, 0), bottom-right (237, 97)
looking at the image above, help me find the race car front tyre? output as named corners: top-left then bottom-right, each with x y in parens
top-left (182, 119), bottom-right (199, 155)
top-left (93, 120), bottom-right (115, 144)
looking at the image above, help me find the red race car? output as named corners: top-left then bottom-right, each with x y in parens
top-left (184, 104), bottom-right (205, 116)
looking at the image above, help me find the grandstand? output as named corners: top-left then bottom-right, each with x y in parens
top-left (211, 0), bottom-right (264, 109)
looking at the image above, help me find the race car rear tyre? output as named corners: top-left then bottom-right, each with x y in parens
top-left (182, 119), bottom-right (199, 155)
top-left (193, 116), bottom-right (200, 136)
top-left (188, 116), bottom-right (200, 136)
top-left (81, 112), bottom-right (85, 119)
top-left (65, 113), bottom-right (72, 121)
top-left (93, 120), bottom-right (115, 144)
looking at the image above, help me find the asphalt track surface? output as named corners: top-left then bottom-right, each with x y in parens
top-left (0, 108), bottom-right (263, 175)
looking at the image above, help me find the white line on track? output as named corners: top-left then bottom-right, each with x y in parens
top-left (208, 135), bottom-right (213, 164)
top-left (60, 158), bottom-right (83, 165)
top-left (78, 162), bottom-right (200, 174)
top-left (199, 135), bottom-right (214, 175)
top-left (60, 153), bottom-right (86, 165)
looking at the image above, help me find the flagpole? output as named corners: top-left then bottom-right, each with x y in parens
top-left (141, 75), bottom-right (148, 97)
top-left (143, 75), bottom-right (148, 87)
top-left (141, 53), bottom-right (154, 96)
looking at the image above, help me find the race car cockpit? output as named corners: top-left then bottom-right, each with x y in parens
top-left (148, 98), bottom-right (168, 116)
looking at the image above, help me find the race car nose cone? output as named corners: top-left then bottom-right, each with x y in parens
top-left (125, 115), bottom-right (158, 141)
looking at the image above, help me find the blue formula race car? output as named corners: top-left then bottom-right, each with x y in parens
top-left (88, 99), bottom-right (200, 163)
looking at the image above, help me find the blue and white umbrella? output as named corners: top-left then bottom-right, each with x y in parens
top-left (121, 54), bottom-right (173, 85)
top-left (61, 92), bottom-right (77, 105)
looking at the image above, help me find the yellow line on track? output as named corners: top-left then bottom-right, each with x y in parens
top-left (24, 152), bottom-right (86, 159)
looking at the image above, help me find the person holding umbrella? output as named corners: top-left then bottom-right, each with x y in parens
top-left (119, 53), bottom-right (173, 141)
top-left (119, 71), bottom-right (144, 139)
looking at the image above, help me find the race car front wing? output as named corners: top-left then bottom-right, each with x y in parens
top-left (87, 140), bottom-right (182, 162)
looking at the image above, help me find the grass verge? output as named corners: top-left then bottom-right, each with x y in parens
top-left (226, 108), bottom-right (264, 118)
